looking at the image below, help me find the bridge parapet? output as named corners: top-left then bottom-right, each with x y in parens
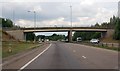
top-left (22, 27), bottom-right (107, 33)
top-left (21, 27), bottom-right (108, 30)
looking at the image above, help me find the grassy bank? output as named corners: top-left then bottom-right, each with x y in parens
top-left (74, 41), bottom-right (119, 51)
top-left (2, 41), bottom-right (40, 58)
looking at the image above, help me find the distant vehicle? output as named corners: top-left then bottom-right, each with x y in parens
top-left (90, 39), bottom-right (99, 44)
top-left (77, 37), bottom-right (82, 42)
top-left (41, 39), bottom-right (44, 42)
top-left (65, 39), bottom-right (68, 42)
top-left (46, 39), bottom-right (49, 42)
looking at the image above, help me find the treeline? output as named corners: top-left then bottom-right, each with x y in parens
top-left (113, 17), bottom-right (120, 40)
top-left (26, 33), bottom-right (66, 41)
top-left (48, 34), bottom-right (66, 41)
top-left (0, 18), bottom-right (20, 28)
top-left (92, 16), bottom-right (118, 29)
top-left (36, 33), bottom-right (66, 41)
top-left (73, 32), bottom-right (101, 41)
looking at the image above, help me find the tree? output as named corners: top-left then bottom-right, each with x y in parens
top-left (0, 18), bottom-right (13, 27)
top-left (94, 22), bottom-right (100, 28)
top-left (26, 32), bottom-right (35, 41)
top-left (101, 22), bottom-right (108, 28)
top-left (113, 17), bottom-right (120, 40)
top-left (48, 33), bottom-right (65, 41)
top-left (109, 15), bottom-right (117, 28)
top-left (0, 17), bottom-right (21, 28)
top-left (92, 15), bottom-right (117, 29)
top-left (91, 32), bottom-right (101, 39)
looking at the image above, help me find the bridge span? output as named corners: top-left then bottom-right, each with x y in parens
top-left (5, 27), bottom-right (110, 42)
top-left (22, 27), bottom-right (107, 32)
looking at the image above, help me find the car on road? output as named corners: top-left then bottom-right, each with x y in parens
top-left (90, 39), bottom-right (99, 44)
top-left (77, 37), bottom-right (82, 42)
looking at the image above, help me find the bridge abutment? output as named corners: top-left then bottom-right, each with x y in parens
top-left (101, 32), bottom-right (107, 38)
top-left (6, 30), bottom-right (25, 41)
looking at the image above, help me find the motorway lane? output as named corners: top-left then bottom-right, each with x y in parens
top-left (23, 42), bottom-right (118, 69)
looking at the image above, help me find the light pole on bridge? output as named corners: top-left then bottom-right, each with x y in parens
top-left (68, 5), bottom-right (73, 42)
top-left (28, 10), bottom-right (36, 42)
top-left (70, 5), bottom-right (72, 28)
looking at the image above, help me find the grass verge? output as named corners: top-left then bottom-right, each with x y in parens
top-left (75, 41), bottom-right (119, 51)
top-left (2, 41), bottom-right (40, 58)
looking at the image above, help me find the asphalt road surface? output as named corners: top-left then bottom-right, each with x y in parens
top-left (20, 41), bottom-right (118, 69)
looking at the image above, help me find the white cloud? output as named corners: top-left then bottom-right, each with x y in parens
top-left (33, 6), bottom-right (42, 12)
top-left (1, 1), bottom-right (118, 28)
top-left (80, 0), bottom-right (94, 5)
top-left (16, 19), bottom-right (34, 27)
top-left (0, 0), bottom-right (118, 36)
top-left (1, 0), bottom-right (120, 2)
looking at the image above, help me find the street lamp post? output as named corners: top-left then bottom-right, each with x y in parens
top-left (68, 5), bottom-right (73, 42)
top-left (12, 10), bottom-right (15, 32)
top-left (28, 11), bottom-right (36, 43)
top-left (70, 5), bottom-right (72, 28)
top-left (33, 11), bottom-right (36, 29)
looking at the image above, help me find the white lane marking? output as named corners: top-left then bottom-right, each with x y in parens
top-left (18, 44), bottom-right (52, 71)
top-left (82, 56), bottom-right (86, 59)
top-left (73, 50), bottom-right (76, 52)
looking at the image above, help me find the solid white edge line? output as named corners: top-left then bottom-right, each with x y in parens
top-left (18, 43), bottom-right (52, 71)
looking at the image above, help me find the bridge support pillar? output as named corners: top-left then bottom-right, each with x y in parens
top-left (68, 30), bottom-right (72, 42)
top-left (101, 32), bottom-right (107, 38)
top-left (24, 33), bottom-right (27, 41)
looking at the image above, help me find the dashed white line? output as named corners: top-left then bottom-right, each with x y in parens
top-left (73, 50), bottom-right (76, 52)
top-left (18, 43), bottom-right (52, 71)
top-left (82, 56), bottom-right (87, 59)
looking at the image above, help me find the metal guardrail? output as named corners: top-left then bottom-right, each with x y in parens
top-left (98, 43), bottom-right (120, 48)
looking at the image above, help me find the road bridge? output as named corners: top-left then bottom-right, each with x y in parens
top-left (5, 27), bottom-right (109, 42)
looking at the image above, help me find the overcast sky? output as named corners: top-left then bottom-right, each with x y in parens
top-left (0, 0), bottom-right (119, 36)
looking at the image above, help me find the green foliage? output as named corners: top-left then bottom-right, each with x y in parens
top-left (73, 32), bottom-right (101, 41)
top-left (49, 33), bottom-right (65, 41)
top-left (2, 41), bottom-right (40, 58)
top-left (36, 35), bottom-right (45, 41)
top-left (0, 18), bottom-right (13, 27)
top-left (113, 17), bottom-right (120, 40)
top-left (26, 32), bottom-right (35, 41)
top-left (93, 15), bottom-right (117, 28)
top-left (92, 15), bottom-right (120, 40)
top-left (36, 33), bottom-right (66, 41)
top-left (0, 17), bottom-right (20, 28)
top-left (94, 22), bottom-right (100, 28)
top-left (91, 32), bottom-right (101, 39)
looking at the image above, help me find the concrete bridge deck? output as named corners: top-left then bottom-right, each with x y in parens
top-left (22, 27), bottom-right (107, 32)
